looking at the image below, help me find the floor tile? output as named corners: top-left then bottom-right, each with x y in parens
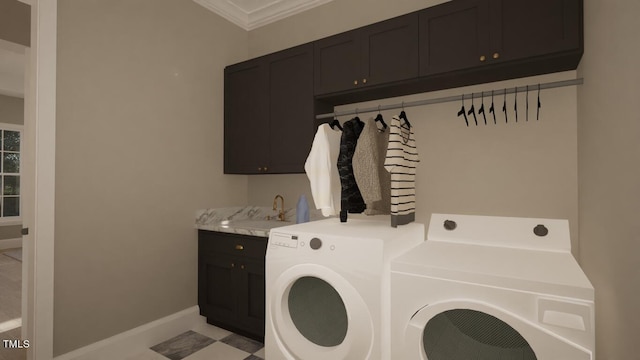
top-left (182, 342), bottom-right (249, 360)
top-left (253, 347), bottom-right (265, 358)
top-left (125, 348), bottom-right (169, 360)
top-left (190, 323), bottom-right (232, 341)
top-left (150, 331), bottom-right (215, 360)
top-left (220, 334), bottom-right (263, 354)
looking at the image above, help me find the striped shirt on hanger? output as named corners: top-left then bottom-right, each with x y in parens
top-left (384, 115), bottom-right (419, 227)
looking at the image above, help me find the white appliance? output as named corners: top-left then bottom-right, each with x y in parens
top-left (266, 218), bottom-right (424, 360)
top-left (391, 214), bottom-right (595, 360)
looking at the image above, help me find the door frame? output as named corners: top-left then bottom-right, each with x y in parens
top-left (21, 0), bottom-right (56, 358)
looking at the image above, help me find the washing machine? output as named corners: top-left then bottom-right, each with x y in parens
top-left (391, 214), bottom-right (595, 360)
top-left (266, 218), bottom-right (424, 360)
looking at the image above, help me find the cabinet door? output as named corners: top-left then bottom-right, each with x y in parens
top-left (419, 0), bottom-right (490, 75)
top-left (237, 258), bottom-right (266, 339)
top-left (360, 12), bottom-right (419, 87)
top-left (314, 31), bottom-right (361, 95)
top-left (199, 252), bottom-right (238, 324)
top-left (267, 44), bottom-right (314, 173)
top-left (224, 59), bottom-right (269, 174)
top-left (489, 0), bottom-right (582, 62)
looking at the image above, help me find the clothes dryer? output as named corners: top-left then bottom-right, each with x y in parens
top-left (391, 214), bottom-right (594, 360)
top-left (266, 218), bottom-right (424, 360)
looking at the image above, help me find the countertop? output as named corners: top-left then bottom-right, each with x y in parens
top-left (196, 206), bottom-right (322, 238)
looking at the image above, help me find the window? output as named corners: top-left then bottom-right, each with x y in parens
top-left (0, 125), bottom-right (21, 219)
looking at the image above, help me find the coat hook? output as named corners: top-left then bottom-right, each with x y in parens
top-left (467, 92), bottom-right (478, 126)
top-left (457, 94), bottom-right (469, 127)
top-left (478, 91), bottom-right (487, 125)
top-left (502, 88), bottom-right (508, 123)
top-left (489, 90), bottom-right (496, 124)
top-left (537, 84), bottom-right (542, 120)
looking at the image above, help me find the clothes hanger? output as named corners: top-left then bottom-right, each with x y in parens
top-left (526, 86), bottom-right (529, 122)
top-left (399, 102), bottom-right (411, 127)
top-left (457, 94), bottom-right (469, 127)
top-left (489, 90), bottom-right (496, 124)
top-left (537, 84), bottom-right (542, 120)
top-left (514, 86), bottom-right (518, 123)
top-left (374, 105), bottom-right (388, 130)
top-left (467, 92), bottom-right (478, 126)
top-left (329, 116), bottom-right (343, 131)
top-left (502, 88), bottom-right (508, 123)
top-left (478, 91), bottom-right (487, 125)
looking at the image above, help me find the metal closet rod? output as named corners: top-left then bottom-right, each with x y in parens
top-left (315, 78), bottom-right (584, 120)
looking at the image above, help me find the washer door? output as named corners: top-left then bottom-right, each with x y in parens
top-left (270, 264), bottom-right (374, 360)
top-left (406, 300), bottom-right (592, 360)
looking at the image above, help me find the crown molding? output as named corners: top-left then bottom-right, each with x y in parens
top-left (193, 0), bottom-right (334, 31)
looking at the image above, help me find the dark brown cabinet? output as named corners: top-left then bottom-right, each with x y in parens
top-left (314, 12), bottom-right (419, 95)
top-left (224, 43), bottom-right (314, 174)
top-left (198, 230), bottom-right (267, 341)
top-left (420, 0), bottom-right (582, 76)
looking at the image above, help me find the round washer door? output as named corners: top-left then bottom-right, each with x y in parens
top-left (405, 300), bottom-right (592, 360)
top-left (270, 263), bottom-right (374, 360)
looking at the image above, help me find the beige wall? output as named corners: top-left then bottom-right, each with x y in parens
top-left (0, 94), bottom-right (24, 125)
top-left (578, 0), bottom-right (640, 359)
top-left (0, 0), bottom-right (30, 47)
top-left (55, 0), bottom-right (248, 355)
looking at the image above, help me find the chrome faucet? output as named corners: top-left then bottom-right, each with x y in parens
top-left (272, 194), bottom-right (285, 221)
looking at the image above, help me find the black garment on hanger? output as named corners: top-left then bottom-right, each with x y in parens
top-left (329, 118), bottom-right (343, 131)
top-left (337, 118), bottom-right (366, 222)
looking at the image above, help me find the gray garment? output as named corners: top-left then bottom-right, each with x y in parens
top-left (352, 117), bottom-right (391, 215)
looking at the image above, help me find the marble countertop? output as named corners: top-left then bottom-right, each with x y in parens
top-left (196, 206), bottom-right (322, 238)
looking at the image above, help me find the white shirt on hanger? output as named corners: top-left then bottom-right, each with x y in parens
top-left (304, 123), bottom-right (342, 217)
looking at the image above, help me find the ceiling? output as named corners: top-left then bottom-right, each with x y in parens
top-left (0, 40), bottom-right (25, 98)
top-left (192, 0), bottom-right (335, 30)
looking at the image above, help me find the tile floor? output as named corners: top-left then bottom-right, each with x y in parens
top-left (126, 323), bottom-right (265, 360)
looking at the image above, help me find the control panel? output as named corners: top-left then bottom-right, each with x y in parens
top-left (270, 232), bottom-right (299, 248)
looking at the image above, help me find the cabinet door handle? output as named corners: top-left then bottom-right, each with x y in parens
top-left (493, 52), bottom-right (500, 59)
top-left (231, 263), bottom-right (235, 268)
top-left (257, 167), bottom-right (262, 171)
top-left (235, 244), bottom-right (244, 250)
top-left (240, 264), bottom-right (245, 270)
top-left (479, 55), bottom-right (486, 62)
top-left (353, 80), bottom-right (358, 85)
top-left (263, 167), bottom-right (268, 172)
top-left (362, 78), bottom-right (367, 84)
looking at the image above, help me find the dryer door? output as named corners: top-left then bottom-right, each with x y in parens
top-left (406, 300), bottom-right (592, 360)
top-left (268, 263), bottom-right (374, 360)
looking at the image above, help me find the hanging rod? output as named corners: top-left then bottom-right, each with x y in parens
top-left (315, 78), bottom-right (584, 120)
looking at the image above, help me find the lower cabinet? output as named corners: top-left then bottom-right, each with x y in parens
top-left (198, 230), bottom-right (267, 341)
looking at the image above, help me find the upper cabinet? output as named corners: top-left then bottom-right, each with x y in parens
top-left (314, 13), bottom-right (419, 95)
top-left (420, 0), bottom-right (582, 76)
top-left (224, 44), bottom-right (314, 174)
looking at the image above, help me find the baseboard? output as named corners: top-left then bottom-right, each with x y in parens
top-left (54, 306), bottom-right (205, 360)
top-left (0, 238), bottom-right (21, 250)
